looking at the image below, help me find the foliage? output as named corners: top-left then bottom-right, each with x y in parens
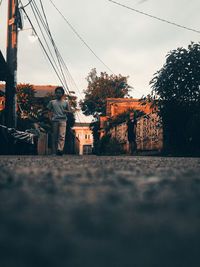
top-left (89, 119), bottom-right (101, 154)
top-left (106, 108), bottom-right (145, 132)
top-left (17, 84), bottom-right (37, 117)
top-left (150, 42), bottom-right (200, 154)
top-left (97, 134), bottom-right (124, 155)
top-left (80, 68), bottom-right (131, 118)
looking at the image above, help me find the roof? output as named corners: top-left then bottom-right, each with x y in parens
top-left (33, 85), bottom-right (57, 97)
top-left (0, 84), bottom-right (58, 97)
top-left (106, 98), bottom-right (154, 117)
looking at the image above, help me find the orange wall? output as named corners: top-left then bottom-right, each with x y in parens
top-left (106, 98), bottom-right (154, 118)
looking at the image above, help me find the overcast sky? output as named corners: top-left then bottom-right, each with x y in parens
top-left (0, 0), bottom-right (200, 121)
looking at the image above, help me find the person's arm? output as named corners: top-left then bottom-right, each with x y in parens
top-left (38, 101), bottom-right (52, 116)
top-left (63, 101), bottom-right (76, 113)
top-left (63, 109), bottom-right (74, 113)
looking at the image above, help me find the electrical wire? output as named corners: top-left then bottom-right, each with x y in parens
top-left (35, 0), bottom-right (69, 94)
top-left (30, 0), bottom-right (84, 100)
top-left (21, 0), bottom-right (33, 9)
top-left (108, 0), bottom-right (200, 34)
top-left (19, 2), bottom-right (69, 93)
top-left (48, 0), bottom-right (144, 96)
top-left (27, 0), bottom-right (140, 100)
top-left (32, 0), bottom-right (85, 122)
top-left (30, 0), bottom-right (70, 94)
top-left (20, 0), bottom-right (85, 122)
top-left (20, 0), bottom-right (140, 122)
top-left (49, 0), bottom-right (115, 75)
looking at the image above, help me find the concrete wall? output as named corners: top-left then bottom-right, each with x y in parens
top-left (72, 125), bottom-right (93, 155)
top-left (109, 113), bottom-right (163, 152)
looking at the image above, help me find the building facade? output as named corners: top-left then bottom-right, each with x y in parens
top-left (72, 123), bottom-right (93, 155)
top-left (100, 98), bottom-right (163, 153)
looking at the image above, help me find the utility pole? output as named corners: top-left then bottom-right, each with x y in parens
top-left (5, 0), bottom-right (19, 128)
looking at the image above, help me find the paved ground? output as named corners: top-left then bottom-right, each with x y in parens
top-left (0, 155), bottom-right (200, 267)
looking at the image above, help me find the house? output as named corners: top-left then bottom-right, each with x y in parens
top-left (72, 123), bottom-right (93, 155)
top-left (99, 98), bottom-right (155, 138)
top-left (105, 98), bottom-right (154, 118)
top-left (100, 98), bottom-right (163, 152)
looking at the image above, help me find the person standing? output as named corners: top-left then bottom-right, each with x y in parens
top-left (47, 87), bottom-right (74, 156)
top-left (126, 113), bottom-right (137, 155)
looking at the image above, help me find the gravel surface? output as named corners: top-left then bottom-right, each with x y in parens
top-left (0, 155), bottom-right (200, 267)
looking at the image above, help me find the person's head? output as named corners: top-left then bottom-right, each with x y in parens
top-left (55, 87), bottom-right (65, 100)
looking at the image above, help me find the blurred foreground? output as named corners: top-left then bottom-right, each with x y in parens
top-left (0, 155), bottom-right (200, 267)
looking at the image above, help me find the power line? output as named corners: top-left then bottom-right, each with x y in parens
top-left (30, 0), bottom-right (70, 94)
top-left (49, 0), bottom-right (115, 74)
top-left (34, 0), bottom-right (85, 105)
top-left (21, 0), bottom-right (33, 9)
top-left (19, 2), bottom-right (69, 93)
top-left (20, 0), bottom-right (73, 96)
top-left (19, 0), bottom-right (85, 122)
top-left (108, 0), bottom-right (200, 34)
top-left (21, 0), bottom-right (141, 114)
top-left (29, 0), bottom-right (84, 100)
top-left (48, 0), bottom-right (147, 96)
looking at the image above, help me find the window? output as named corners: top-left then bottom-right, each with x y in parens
top-left (85, 134), bottom-right (87, 139)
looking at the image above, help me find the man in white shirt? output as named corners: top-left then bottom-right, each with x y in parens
top-left (47, 87), bottom-right (74, 156)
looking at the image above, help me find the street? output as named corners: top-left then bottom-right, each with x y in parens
top-left (0, 155), bottom-right (200, 267)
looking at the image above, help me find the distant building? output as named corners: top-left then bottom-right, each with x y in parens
top-left (100, 98), bottom-right (163, 152)
top-left (99, 98), bottom-right (155, 138)
top-left (33, 85), bottom-right (57, 97)
top-left (105, 98), bottom-right (154, 118)
top-left (72, 123), bottom-right (93, 155)
top-left (0, 84), bottom-right (57, 97)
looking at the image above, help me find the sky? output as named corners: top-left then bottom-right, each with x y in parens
top-left (0, 0), bottom-right (200, 122)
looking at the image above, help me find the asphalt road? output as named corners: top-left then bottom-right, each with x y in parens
top-left (0, 155), bottom-right (200, 267)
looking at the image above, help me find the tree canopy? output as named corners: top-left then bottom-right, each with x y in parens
top-left (17, 83), bottom-right (36, 116)
top-left (80, 69), bottom-right (131, 118)
top-left (151, 42), bottom-right (200, 104)
top-left (150, 42), bottom-right (200, 154)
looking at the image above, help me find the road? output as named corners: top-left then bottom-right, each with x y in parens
top-left (0, 155), bottom-right (200, 267)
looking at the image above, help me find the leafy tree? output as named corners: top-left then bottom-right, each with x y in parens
top-left (106, 108), bottom-right (145, 132)
top-left (16, 83), bottom-right (37, 117)
top-left (150, 42), bottom-right (200, 154)
top-left (80, 68), bottom-right (131, 118)
top-left (89, 119), bottom-right (101, 154)
top-left (80, 69), bottom-right (132, 154)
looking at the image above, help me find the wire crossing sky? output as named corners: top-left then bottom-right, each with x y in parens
top-left (108, 0), bottom-right (200, 35)
top-left (49, 0), bottom-right (115, 75)
top-left (0, 0), bottom-right (199, 115)
top-left (19, 0), bottom-right (85, 122)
